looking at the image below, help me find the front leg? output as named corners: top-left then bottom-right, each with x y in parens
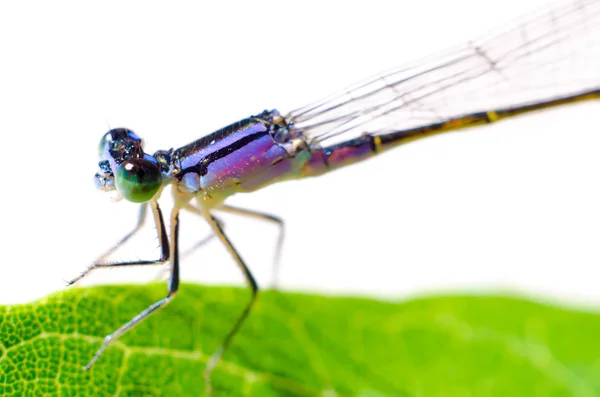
top-left (66, 200), bottom-right (169, 286)
top-left (83, 204), bottom-right (180, 370)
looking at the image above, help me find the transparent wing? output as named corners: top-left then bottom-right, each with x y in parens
top-left (288, 0), bottom-right (600, 144)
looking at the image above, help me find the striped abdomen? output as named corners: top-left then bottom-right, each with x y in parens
top-left (301, 88), bottom-right (600, 177)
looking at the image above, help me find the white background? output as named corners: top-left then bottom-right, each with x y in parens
top-left (1, 0), bottom-right (599, 306)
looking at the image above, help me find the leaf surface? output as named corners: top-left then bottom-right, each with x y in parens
top-left (2, 284), bottom-right (600, 396)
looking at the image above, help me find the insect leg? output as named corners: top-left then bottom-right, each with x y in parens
top-left (180, 205), bottom-right (225, 260)
top-left (201, 210), bottom-right (259, 395)
top-left (216, 205), bottom-right (285, 287)
top-left (84, 205), bottom-right (180, 369)
top-left (66, 201), bottom-right (169, 286)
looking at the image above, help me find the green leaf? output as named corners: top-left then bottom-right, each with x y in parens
top-left (2, 284), bottom-right (600, 396)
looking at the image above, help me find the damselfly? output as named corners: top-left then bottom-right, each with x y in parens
top-left (68, 0), bottom-right (600, 391)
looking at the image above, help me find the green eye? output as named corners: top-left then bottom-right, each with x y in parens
top-left (115, 159), bottom-right (162, 203)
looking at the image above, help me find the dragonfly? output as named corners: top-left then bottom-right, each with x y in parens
top-left (68, 0), bottom-right (600, 392)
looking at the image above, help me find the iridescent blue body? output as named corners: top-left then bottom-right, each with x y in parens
top-left (165, 91), bottom-right (600, 208)
top-left (169, 110), bottom-right (312, 208)
top-left (96, 89), bottom-right (600, 209)
top-left (93, 109), bottom-right (387, 209)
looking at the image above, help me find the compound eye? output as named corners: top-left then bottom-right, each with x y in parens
top-left (98, 128), bottom-right (142, 158)
top-left (115, 159), bottom-right (162, 203)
